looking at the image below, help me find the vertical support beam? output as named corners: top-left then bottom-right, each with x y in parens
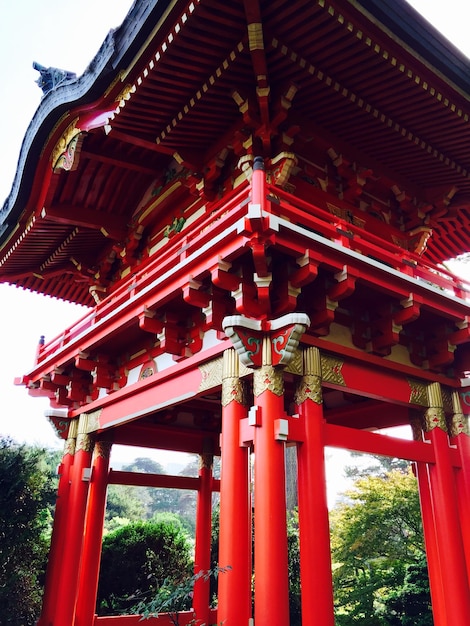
top-left (38, 419), bottom-right (78, 626)
top-left (295, 347), bottom-right (335, 626)
top-left (253, 337), bottom-right (290, 626)
top-left (449, 392), bottom-right (470, 582)
top-left (192, 450), bottom-right (214, 624)
top-left (409, 414), bottom-right (447, 626)
top-left (54, 413), bottom-right (94, 625)
top-left (218, 348), bottom-right (252, 626)
top-left (75, 440), bottom-right (112, 626)
top-left (424, 383), bottom-right (470, 625)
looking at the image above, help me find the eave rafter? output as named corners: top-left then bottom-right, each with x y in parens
top-left (40, 205), bottom-right (128, 241)
top-left (271, 37), bottom-right (470, 183)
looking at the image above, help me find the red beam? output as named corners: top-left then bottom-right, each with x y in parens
top-left (325, 422), bottom-right (461, 467)
top-left (108, 470), bottom-right (220, 492)
top-left (95, 610), bottom-right (218, 625)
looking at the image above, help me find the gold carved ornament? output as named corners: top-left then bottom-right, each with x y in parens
top-left (295, 374), bottom-right (322, 405)
top-left (253, 365), bottom-right (284, 397)
top-left (423, 382), bottom-right (447, 432)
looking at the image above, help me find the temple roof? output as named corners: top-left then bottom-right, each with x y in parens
top-left (2, 0), bottom-right (470, 305)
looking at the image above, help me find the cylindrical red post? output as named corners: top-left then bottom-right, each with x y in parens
top-left (410, 413), bottom-right (447, 626)
top-left (253, 337), bottom-right (290, 626)
top-left (295, 347), bottom-right (335, 626)
top-left (54, 413), bottom-right (94, 625)
top-left (424, 383), bottom-right (470, 625)
top-left (251, 155), bottom-right (267, 211)
top-left (192, 450), bottom-right (213, 625)
top-left (449, 392), bottom-right (470, 582)
top-left (75, 440), bottom-right (112, 626)
top-left (38, 419), bottom-right (78, 626)
top-left (218, 349), bottom-right (252, 626)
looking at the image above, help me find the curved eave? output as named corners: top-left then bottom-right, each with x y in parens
top-left (355, 0), bottom-right (470, 96)
top-left (0, 0), bottom-right (171, 248)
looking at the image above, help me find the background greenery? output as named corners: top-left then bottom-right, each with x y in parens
top-left (0, 437), bottom-right (433, 625)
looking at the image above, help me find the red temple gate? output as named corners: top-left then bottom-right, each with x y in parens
top-left (1, 1), bottom-right (470, 624)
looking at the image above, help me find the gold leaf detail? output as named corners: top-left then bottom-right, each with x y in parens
top-left (199, 357), bottom-right (223, 392)
top-left (253, 365), bottom-right (284, 397)
top-left (321, 354), bottom-right (345, 386)
top-left (423, 407), bottom-right (447, 432)
top-left (408, 379), bottom-right (428, 406)
top-left (222, 378), bottom-right (249, 407)
top-left (294, 374), bottom-right (322, 405)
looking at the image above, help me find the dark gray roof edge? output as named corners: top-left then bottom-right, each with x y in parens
top-left (355, 0), bottom-right (470, 93)
top-left (0, 0), bottom-right (169, 247)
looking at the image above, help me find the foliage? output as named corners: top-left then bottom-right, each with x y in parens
top-left (287, 510), bottom-right (301, 626)
top-left (136, 566), bottom-right (230, 625)
top-left (330, 465), bottom-right (432, 625)
top-left (97, 519), bottom-right (193, 615)
top-left (0, 438), bottom-right (57, 625)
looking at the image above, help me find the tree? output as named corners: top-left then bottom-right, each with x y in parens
top-left (96, 518), bottom-right (193, 615)
top-left (0, 438), bottom-right (56, 625)
top-left (330, 465), bottom-right (432, 625)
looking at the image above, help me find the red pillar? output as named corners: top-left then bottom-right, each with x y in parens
top-left (253, 337), bottom-right (290, 626)
top-left (192, 450), bottom-right (213, 624)
top-left (295, 347), bottom-right (335, 626)
top-left (410, 413), bottom-right (447, 626)
top-left (75, 440), bottom-right (112, 626)
top-left (54, 413), bottom-right (94, 625)
top-left (38, 419), bottom-right (78, 626)
top-left (423, 383), bottom-right (470, 625)
top-left (218, 348), bottom-right (252, 626)
top-left (449, 392), bottom-right (470, 582)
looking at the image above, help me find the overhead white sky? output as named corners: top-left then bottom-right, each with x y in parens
top-left (0, 0), bottom-right (469, 471)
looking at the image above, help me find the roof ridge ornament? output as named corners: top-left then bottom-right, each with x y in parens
top-left (33, 61), bottom-right (76, 95)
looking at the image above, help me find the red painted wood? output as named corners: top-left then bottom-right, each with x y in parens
top-left (218, 385), bottom-right (252, 625)
top-left (426, 428), bottom-right (470, 624)
top-left (75, 444), bottom-right (111, 626)
top-left (296, 399), bottom-right (335, 626)
top-left (54, 444), bottom-right (93, 624)
top-left (413, 462), bottom-right (447, 626)
top-left (253, 379), bottom-right (290, 626)
top-left (192, 458), bottom-right (213, 624)
top-left (37, 446), bottom-right (75, 626)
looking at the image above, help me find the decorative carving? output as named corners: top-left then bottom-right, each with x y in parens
top-left (409, 412), bottom-right (423, 442)
top-left (222, 314), bottom-right (310, 368)
top-left (76, 432), bottom-right (94, 453)
top-left (253, 365), bottom-right (284, 397)
top-left (199, 452), bottom-right (214, 470)
top-left (33, 61), bottom-right (76, 94)
top-left (423, 407), bottom-right (447, 432)
top-left (51, 119), bottom-right (82, 171)
top-left (321, 354), bottom-right (345, 386)
top-left (199, 357), bottom-right (223, 392)
top-left (85, 409), bottom-right (102, 433)
top-left (448, 390), bottom-right (470, 436)
top-left (295, 374), bottom-right (322, 405)
top-left (408, 379), bottom-right (428, 407)
top-left (94, 441), bottom-right (112, 459)
top-left (222, 378), bottom-right (249, 407)
top-left (285, 348), bottom-right (303, 375)
top-left (139, 359), bottom-right (157, 380)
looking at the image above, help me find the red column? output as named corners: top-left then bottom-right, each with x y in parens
top-left (410, 414), bottom-right (447, 626)
top-left (54, 413), bottom-right (94, 625)
top-left (253, 337), bottom-right (290, 626)
top-left (75, 440), bottom-right (112, 626)
top-left (423, 383), bottom-right (470, 625)
top-left (295, 347), bottom-right (335, 626)
top-left (192, 450), bottom-right (213, 624)
top-left (449, 392), bottom-right (470, 582)
top-left (218, 348), bottom-right (252, 626)
top-left (38, 419), bottom-right (78, 626)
